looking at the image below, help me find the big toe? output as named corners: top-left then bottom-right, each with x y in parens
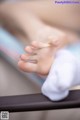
top-left (31, 41), bottom-right (50, 49)
top-left (18, 60), bottom-right (37, 73)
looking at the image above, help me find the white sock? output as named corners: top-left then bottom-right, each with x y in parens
top-left (41, 48), bottom-right (80, 101)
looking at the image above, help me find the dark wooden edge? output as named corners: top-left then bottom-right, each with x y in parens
top-left (0, 90), bottom-right (80, 112)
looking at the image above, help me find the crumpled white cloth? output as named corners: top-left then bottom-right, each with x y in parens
top-left (41, 48), bottom-right (80, 101)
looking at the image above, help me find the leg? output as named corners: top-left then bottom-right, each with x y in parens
top-left (1, 0), bottom-right (79, 30)
top-left (0, 1), bottom-right (79, 44)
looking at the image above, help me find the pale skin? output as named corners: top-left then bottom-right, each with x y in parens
top-left (18, 37), bottom-right (79, 76)
top-left (18, 41), bottom-right (57, 75)
top-left (0, 1), bottom-right (79, 75)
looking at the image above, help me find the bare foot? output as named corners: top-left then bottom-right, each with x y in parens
top-left (18, 26), bottom-right (75, 75)
top-left (18, 41), bottom-right (57, 75)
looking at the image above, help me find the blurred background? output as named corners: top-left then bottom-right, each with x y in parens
top-left (0, 0), bottom-right (80, 120)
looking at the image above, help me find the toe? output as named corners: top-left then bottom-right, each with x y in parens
top-left (18, 60), bottom-right (37, 73)
top-left (25, 46), bottom-right (33, 54)
top-left (20, 54), bottom-right (30, 61)
top-left (20, 54), bottom-right (38, 63)
top-left (31, 41), bottom-right (50, 49)
top-left (31, 41), bottom-right (39, 49)
top-left (29, 55), bottom-right (38, 61)
top-left (48, 36), bottom-right (59, 46)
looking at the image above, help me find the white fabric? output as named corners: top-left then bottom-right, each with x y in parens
top-left (41, 49), bottom-right (80, 101)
